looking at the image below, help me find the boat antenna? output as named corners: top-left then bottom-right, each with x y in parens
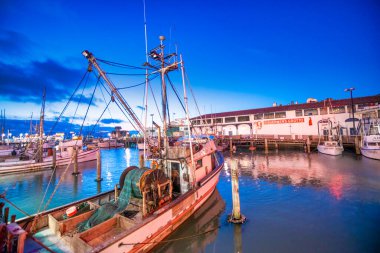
top-left (143, 0), bottom-right (149, 161)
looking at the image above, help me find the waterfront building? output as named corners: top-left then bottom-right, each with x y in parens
top-left (190, 95), bottom-right (380, 139)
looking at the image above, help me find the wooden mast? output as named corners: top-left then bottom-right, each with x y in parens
top-left (37, 88), bottom-right (46, 163)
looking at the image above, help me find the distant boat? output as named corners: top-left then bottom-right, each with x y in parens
top-left (317, 119), bottom-right (344, 156)
top-left (360, 118), bottom-right (380, 160)
top-left (0, 138), bottom-right (98, 174)
top-left (98, 138), bottom-right (124, 149)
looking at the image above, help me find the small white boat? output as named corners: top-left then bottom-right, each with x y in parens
top-left (317, 141), bottom-right (344, 156)
top-left (317, 119), bottom-right (344, 156)
top-left (360, 119), bottom-right (380, 160)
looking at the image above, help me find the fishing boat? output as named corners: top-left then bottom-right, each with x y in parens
top-left (0, 139), bottom-right (98, 175)
top-left (317, 119), bottom-right (344, 156)
top-left (97, 138), bottom-right (124, 149)
top-left (360, 118), bottom-right (380, 160)
top-left (2, 36), bottom-right (225, 253)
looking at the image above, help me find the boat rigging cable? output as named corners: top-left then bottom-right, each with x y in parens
top-left (47, 69), bottom-right (89, 136)
top-left (89, 98), bottom-right (113, 136)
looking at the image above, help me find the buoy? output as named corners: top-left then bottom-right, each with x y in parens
top-left (66, 206), bottom-right (77, 217)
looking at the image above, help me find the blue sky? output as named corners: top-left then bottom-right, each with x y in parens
top-left (0, 0), bottom-right (379, 131)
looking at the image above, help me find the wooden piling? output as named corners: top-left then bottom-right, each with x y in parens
top-left (306, 137), bottom-right (311, 154)
top-left (72, 148), bottom-right (79, 175)
top-left (264, 138), bottom-right (268, 154)
top-left (354, 136), bottom-right (361, 155)
top-left (95, 149), bottom-right (102, 182)
top-left (4, 207), bottom-right (9, 224)
top-left (139, 154), bottom-right (144, 168)
top-left (228, 159), bottom-right (246, 224)
top-left (275, 142), bottom-right (278, 150)
top-left (11, 215), bottom-right (16, 223)
top-left (52, 148), bottom-right (56, 168)
top-left (229, 138), bottom-right (233, 156)
top-left (114, 184), bottom-right (119, 201)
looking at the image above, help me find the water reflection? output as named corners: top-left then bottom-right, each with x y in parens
top-left (154, 189), bottom-right (225, 253)
top-left (224, 151), bottom-right (380, 202)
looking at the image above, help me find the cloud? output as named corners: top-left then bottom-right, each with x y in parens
top-left (0, 30), bottom-right (35, 58)
top-left (71, 94), bottom-right (99, 107)
top-left (100, 118), bottom-right (124, 124)
top-left (0, 59), bottom-right (84, 103)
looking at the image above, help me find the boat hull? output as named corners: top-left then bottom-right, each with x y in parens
top-left (0, 148), bottom-right (99, 174)
top-left (361, 147), bottom-right (380, 160)
top-left (97, 162), bottom-right (223, 253)
top-left (317, 145), bottom-right (343, 156)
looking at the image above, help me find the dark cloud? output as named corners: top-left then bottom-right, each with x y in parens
top-left (0, 30), bottom-right (34, 58)
top-left (0, 59), bottom-right (84, 103)
top-left (71, 94), bottom-right (99, 107)
top-left (100, 118), bottom-right (124, 124)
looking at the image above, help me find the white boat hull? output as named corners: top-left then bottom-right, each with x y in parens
top-left (0, 148), bottom-right (99, 174)
top-left (361, 147), bottom-right (380, 160)
top-left (317, 145), bottom-right (344, 156)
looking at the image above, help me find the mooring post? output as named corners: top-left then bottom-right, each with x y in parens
top-left (264, 138), bottom-right (268, 154)
top-left (354, 136), bottom-right (361, 155)
top-left (230, 138), bottom-right (233, 156)
top-left (4, 207), bottom-right (9, 224)
top-left (114, 184), bottom-right (119, 201)
top-left (52, 148), bottom-right (56, 168)
top-left (307, 137), bottom-right (311, 154)
top-left (139, 153), bottom-right (144, 168)
top-left (228, 159), bottom-right (246, 223)
top-left (275, 142), bottom-right (278, 150)
top-left (95, 149), bottom-right (102, 182)
top-left (72, 147), bottom-right (79, 175)
top-left (11, 215), bottom-right (16, 223)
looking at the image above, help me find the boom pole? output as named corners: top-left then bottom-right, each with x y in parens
top-left (82, 50), bottom-right (146, 134)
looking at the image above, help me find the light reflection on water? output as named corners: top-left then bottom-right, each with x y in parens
top-left (1, 149), bottom-right (379, 252)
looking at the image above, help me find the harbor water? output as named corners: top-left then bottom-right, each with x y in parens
top-left (1, 148), bottom-right (379, 252)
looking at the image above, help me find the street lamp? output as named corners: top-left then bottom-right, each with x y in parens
top-left (344, 87), bottom-right (356, 135)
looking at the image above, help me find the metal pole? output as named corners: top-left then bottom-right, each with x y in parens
top-left (350, 90), bottom-right (356, 134)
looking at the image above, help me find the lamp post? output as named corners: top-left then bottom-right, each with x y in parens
top-left (344, 87), bottom-right (356, 135)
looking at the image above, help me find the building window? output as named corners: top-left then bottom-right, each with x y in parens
top-left (264, 113), bottom-right (274, 119)
top-left (275, 112), bottom-right (286, 118)
top-left (295, 110), bottom-right (303, 117)
top-left (320, 107), bottom-right (328, 115)
top-left (254, 114), bottom-right (263, 120)
top-left (225, 117), bottom-right (236, 123)
top-left (304, 108), bottom-right (318, 116)
top-left (238, 116), bottom-right (250, 122)
top-left (330, 106), bottom-right (346, 114)
top-left (215, 118), bottom-right (223, 123)
top-left (206, 119), bottom-right (212, 124)
top-left (192, 120), bottom-right (200, 125)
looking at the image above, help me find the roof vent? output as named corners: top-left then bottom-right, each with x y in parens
top-left (306, 98), bottom-right (318, 103)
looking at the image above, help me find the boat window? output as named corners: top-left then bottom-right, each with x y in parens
top-left (238, 116), bottom-right (250, 122)
top-left (170, 162), bottom-right (181, 193)
top-left (295, 110), bottom-right (303, 117)
top-left (225, 117), bottom-right (236, 123)
top-left (254, 114), bottom-right (263, 120)
top-left (264, 113), bottom-right (274, 119)
top-left (304, 108), bottom-right (318, 116)
top-left (368, 142), bottom-right (377, 146)
top-left (275, 112), bottom-right (286, 118)
top-left (206, 119), bottom-right (212, 124)
top-left (196, 159), bottom-right (202, 168)
top-left (330, 106), bottom-right (346, 114)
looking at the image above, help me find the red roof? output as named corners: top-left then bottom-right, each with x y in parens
top-left (192, 95), bottom-right (380, 119)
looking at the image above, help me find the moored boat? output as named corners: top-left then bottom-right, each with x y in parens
top-left (317, 119), bottom-right (344, 156)
top-left (360, 118), bottom-right (380, 160)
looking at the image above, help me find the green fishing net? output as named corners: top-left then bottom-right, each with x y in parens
top-left (77, 168), bottom-right (147, 232)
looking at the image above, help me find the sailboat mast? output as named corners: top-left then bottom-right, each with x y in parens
top-left (37, 88), bottom-right (46, 162)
